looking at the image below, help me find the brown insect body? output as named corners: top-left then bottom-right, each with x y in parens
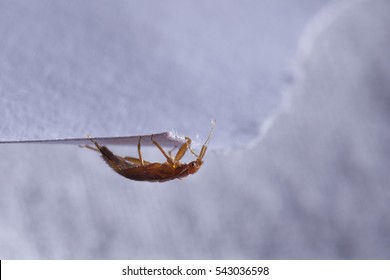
top-left (85, 123), bottom-right (214, 182)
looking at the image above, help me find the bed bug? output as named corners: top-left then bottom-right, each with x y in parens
top-left (84, 122), bottom-right (215, 182)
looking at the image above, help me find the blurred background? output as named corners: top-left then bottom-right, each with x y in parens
top-left (1, 0), bottom-right (390, 259)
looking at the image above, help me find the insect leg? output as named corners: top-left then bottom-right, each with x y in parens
top-left (81, 144), bottom-right (100, 153)
top-left (168, 146), bottom-right (177, 160)
top-left (173, 137), bottom-right (193, 161)
top-left (185, 139), bottom-right (200, 158)
top-left (88, 137), bottom-right (132, 172)
top-left (151, 134), bottom-right (174, 165)
top-left (137, 137), bottom-right (144, 166)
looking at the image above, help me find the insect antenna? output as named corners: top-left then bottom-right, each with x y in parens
top-left (198, 120), bottom-right (216, 161)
